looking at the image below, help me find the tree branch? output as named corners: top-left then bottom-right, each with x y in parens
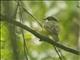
top-left (0, 15), bottom-right (80, 55)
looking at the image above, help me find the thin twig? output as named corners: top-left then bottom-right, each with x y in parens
top-left (19, 1), bottom-right (42, 27)
top-left (18, 1), bottom-right (28, 60)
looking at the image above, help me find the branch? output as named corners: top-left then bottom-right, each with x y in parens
top-left (0, 15), bottom-right (80, 55)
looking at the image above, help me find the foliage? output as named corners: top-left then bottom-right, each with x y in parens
top-left (0, 1), bottom-right (80, 60)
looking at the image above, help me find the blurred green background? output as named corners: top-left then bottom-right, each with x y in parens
top-left (1, 1), bottom-right (80, 60)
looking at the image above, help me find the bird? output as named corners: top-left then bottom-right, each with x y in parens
top-left (44, 16), bottom-right (64, 60)
top-left (44, 16), bottom-right (59, 41)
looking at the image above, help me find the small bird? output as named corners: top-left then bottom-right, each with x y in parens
top-left (44, 16), bottom-right (64, 60)
top-left (44, 16), bottom-right (59, 41)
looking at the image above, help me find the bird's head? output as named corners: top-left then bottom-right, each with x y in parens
top-left (44, 16), bottom-right (58, 22)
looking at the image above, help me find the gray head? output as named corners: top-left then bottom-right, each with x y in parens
top-left (44, 16), bottom-right (58, 22)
